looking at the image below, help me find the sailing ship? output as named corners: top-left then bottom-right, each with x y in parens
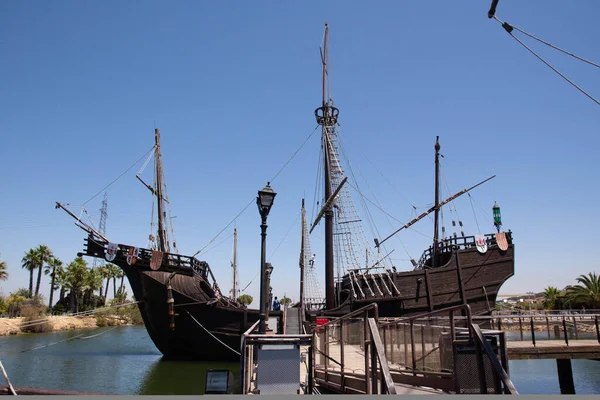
top-left (57, 128), bottom-right (259, 361)
top-left (300, 23), bottom-right (515, 320)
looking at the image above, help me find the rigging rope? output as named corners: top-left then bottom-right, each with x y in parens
top-left (468, 193), bottom-right (482, 235)
top-left (78, 326), bottom-right (119, 339)
top-left (340, 138), bottom-right (412, 262)
top-left (193, 125), bottom-right (319, 258)
top-left (199, 232), bottom-right (234, 256)
top-left (268, 209), bottom-right (301, 259)
top-left (358, 148), bottom-right (418, 210)
top-left (20, 333), bottom-right (85, 353)
top-left (336, 132), bottom-right (384, 251)
top-left (18, 327), bottom-right (121, 353)
top-left (82, 146), bottom-right (155, 206)
top-left (269, 125), bottom-right (319, 183)
top-left (500, 20), bottom-right (600, 69)
top-left (345, 180), bottom-right (432, 239)
top-left (240, 271), bottom-right (259, 293)
top-left (492, 16), bottom-right (600, 107)
top-left (439, 161), bottom-right (465, 237)
top-left (192, 199), bottom-right (254, 258)
top-left (311, 143), bottom-right (324, 225)
top-left (185, 310), bottom-right (240, 356)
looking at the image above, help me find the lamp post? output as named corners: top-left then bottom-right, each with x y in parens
top-left (257, 183), bottom-right (276, 334)
top-left (265, 263), bottom-right (274, 325)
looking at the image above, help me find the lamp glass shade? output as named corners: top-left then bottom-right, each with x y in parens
top-left (257, 184), bottom-right (276, 216)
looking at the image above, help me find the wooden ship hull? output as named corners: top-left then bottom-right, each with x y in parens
top-left (82, 235), bottom-right (259, 361)
top-left (316, 233), bottom-right (514, 319)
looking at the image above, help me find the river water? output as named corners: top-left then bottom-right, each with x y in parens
top-left (0, 326), bottom-right (599, 394)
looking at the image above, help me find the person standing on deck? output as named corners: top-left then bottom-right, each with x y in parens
top-left (273, 296), bottom-right (280, 311)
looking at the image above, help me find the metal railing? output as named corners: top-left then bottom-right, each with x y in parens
top-left (473, 313), bottom-right (600, 346)
top-left (378, 304), bottom-right (472, 392)
top-left (240, 320), bottom-right (313, 394)
top-left (313, 303), bottom-right (398, 394)
top-left (416, 231), bottom-right (512, 269)
top-left (471, 324), bottom-right (518, 394)
top-left (378, 304), bottom-right (517, 394)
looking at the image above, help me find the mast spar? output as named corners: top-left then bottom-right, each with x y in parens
top-left (314, 22), bottom-right (338, 310)
top-left (155, 128), bottom-right (170, 254)
top-left (231, 228), bottom-right (238, 300)
top-left (299, 200), bottom-right (305, 307)
top-left (432, 136), bottom-right (441, 268)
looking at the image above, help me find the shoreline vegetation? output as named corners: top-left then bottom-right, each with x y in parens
top-left (0, 304), bottom-right (144, 336)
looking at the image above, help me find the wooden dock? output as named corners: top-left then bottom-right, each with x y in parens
top-left (506, 340), bottom-right (600, 360)
top-left (311, 340), bottom-right (445, 395)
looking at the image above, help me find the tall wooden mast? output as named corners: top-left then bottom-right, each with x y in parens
top-left (231, 228), bottom-right (238, 300)
top-left (299, 199), bottom-right (305, 307)
top-left (155, 128), bottom-right (170, 254)
top-left (432, 136), bottom-right (441, 268)
top-left (314, 22), bottom-right (337, 310)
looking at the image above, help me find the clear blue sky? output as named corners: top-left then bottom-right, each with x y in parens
top-left (1, 1), bottom-right (599, 307)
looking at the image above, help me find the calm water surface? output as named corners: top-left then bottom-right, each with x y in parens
top-left (0, 326), bottom-right (598, 394)
top-left (0, 327), bottom-right (239, 394)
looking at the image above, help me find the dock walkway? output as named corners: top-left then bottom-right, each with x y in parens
top-left (506, 339), bottom-right (600, 360)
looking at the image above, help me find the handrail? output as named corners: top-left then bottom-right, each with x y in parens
top-left (472, 313), bottom-right (600, 345)
top-left (471, 324), bottom-right (518, 394)
top-left (367, 318), bottom-right (397, 394)
top-left (477, 313), bottom-right (600, 318)
top-left (240, 320), bottom-right (260, 394)
top-left (242, 320), bottom-right (260, 337)
top-left (379, 303), bottom-right (473, 328)
top-left (314, 302), bottom-right (379, 331)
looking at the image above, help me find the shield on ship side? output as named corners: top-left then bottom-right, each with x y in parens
top-left (126, 247), bottom-right (139, 265)
top-left (496, 232), bottom-right (509, 251)
top-left (150, 250), bottom-right (164, 270)
top-left (475, 235), bottom-right (488, 254)
top-left (106, 243), bottom-right (117, 262)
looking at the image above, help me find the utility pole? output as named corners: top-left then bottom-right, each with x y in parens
top-left (92, 192), bottom-right (108, 269)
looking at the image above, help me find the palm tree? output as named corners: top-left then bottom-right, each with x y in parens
top-left (566, 272), bottom-right (600, 309)
top-left (118, 270), bottom-right (125, 297)
top-left (34, 245), bottom-right (53, 298)
top-left (542, 286), bottom-right (561, 310)
top-left (63, 257), bottom-right (88, 313)
top-left (21, 248), bottom-right (39, 297)
top-left (108, 264), bottom-right (121, 299)
top-left (84, 268), bottom-right (103, 308)
top-left (44, 257), bottom-right (63, 309)
top-left (104, 263), bottom-right (119, 300)
top-left (54, 264), bottom-right (67, 304)
top-left (97, 264), bottom-right (108, 298)
top-left (0, 258), bottom-right (8, 281)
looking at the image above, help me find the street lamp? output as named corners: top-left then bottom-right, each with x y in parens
top-left (265, 263), bottom-right (274, 325)
top-left (257, 182), bottom-right (276, 334)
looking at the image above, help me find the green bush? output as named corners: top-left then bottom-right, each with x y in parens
top-left (52, 303), bottom-right (66, 315)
